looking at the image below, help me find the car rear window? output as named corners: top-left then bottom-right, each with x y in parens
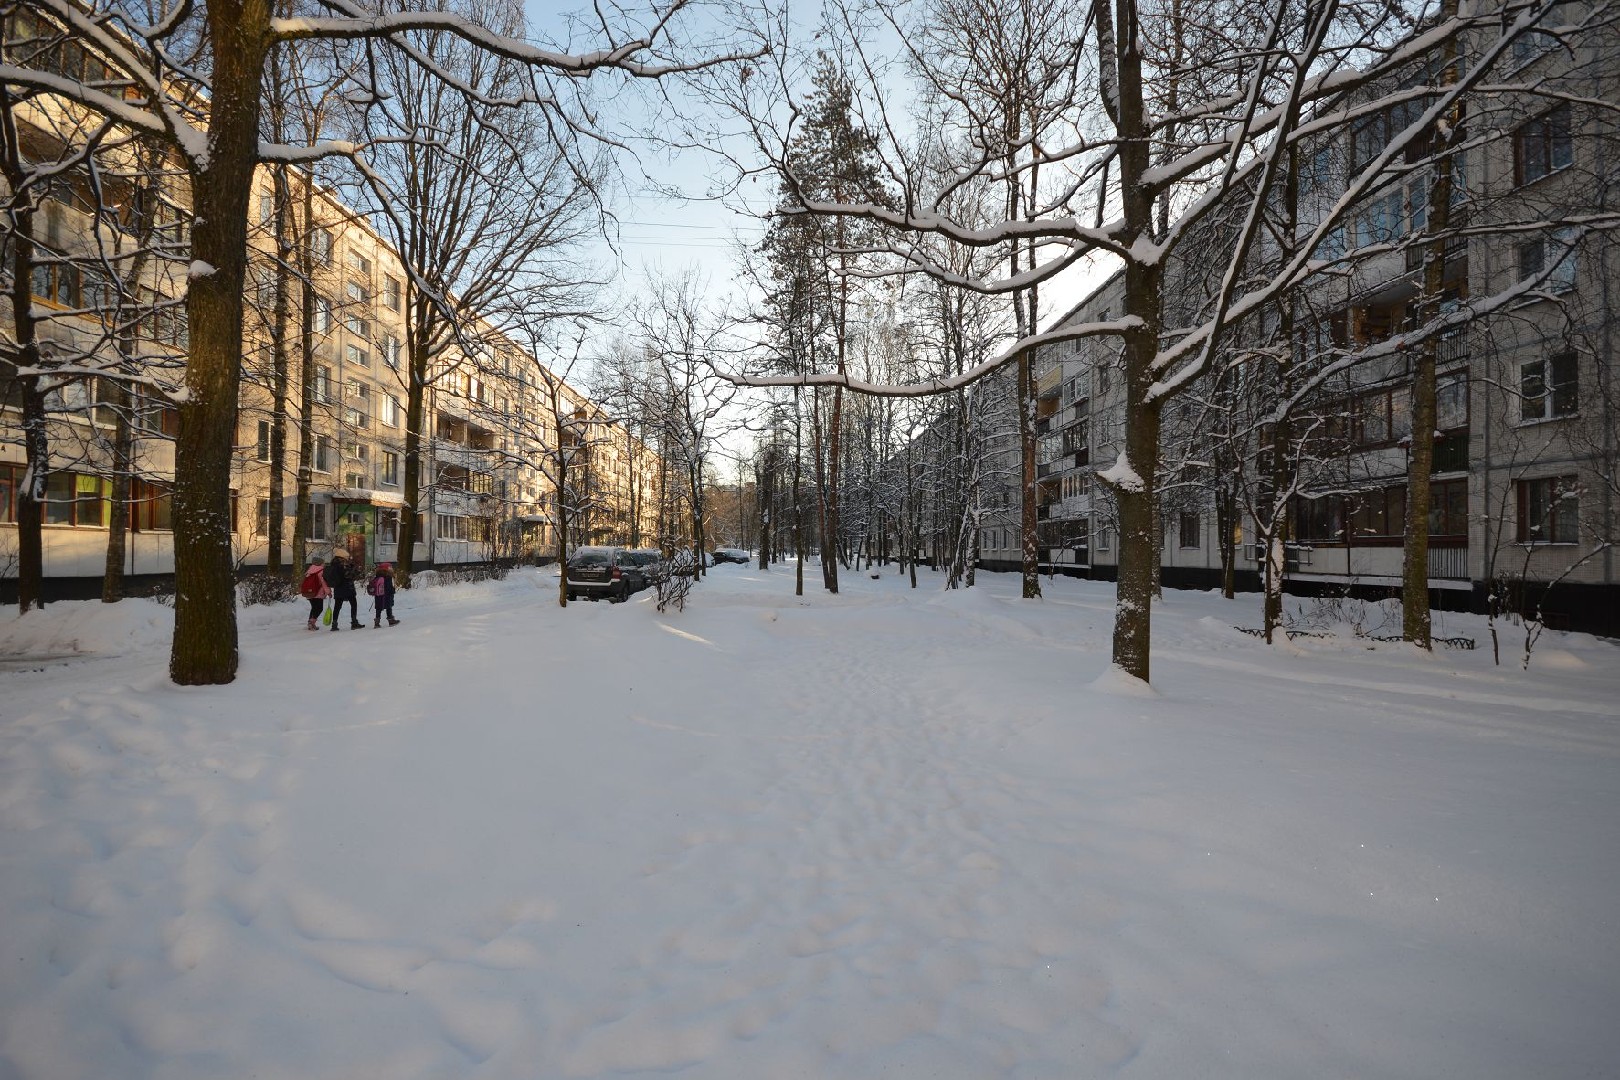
top-left (570, 550), bottom-right (611, 567)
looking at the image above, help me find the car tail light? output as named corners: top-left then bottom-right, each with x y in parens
top-left (611, 566), bottom-right (621, 580)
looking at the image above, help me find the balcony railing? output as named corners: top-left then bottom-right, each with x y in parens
top-left (1428, 545), bottom-right (1468, 579)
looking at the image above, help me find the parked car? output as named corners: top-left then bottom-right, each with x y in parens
top-left (711, 547), bottom-right (751, 564)
top-left (565, 546), bottom-right (635, 602)
top-left (620, 548), bottom-right (666, 589)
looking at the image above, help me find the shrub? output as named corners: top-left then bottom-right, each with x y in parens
top-left (239, 573), bottom-right (296, 607)
top-left (652, 551), bottom-right (695, 613)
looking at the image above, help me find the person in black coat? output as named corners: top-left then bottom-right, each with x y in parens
top-left (323, 549), bottom-right (364, 630)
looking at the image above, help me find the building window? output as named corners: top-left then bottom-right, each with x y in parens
top-left (313, 435), bottom-right (332, 473)
top-left (1350, 386), bottom-right (1410, 448)
top-left (309, 502), bottom-right (329, 541)
top-left (1520, 352), bottom-right (1578, 421)
top-left (381, 334), bottom-right (400, 370)
top-left (383, 275), bottom-right (402, 312)
top-left (344, 314), bottom-right (369, 340)
top-left (30, 262), bottom-right (82, 307)
top-left (377, 508), bottom-right (399, 543)
top-left (1350, 486), bottom-right (1406, 540)
top-left (346, 344), bottom-right (369, 368)
top-left (1096, 527), bottom-right (1112, 552)
top-left (314, 364), bottom-right (333, 404)
top-left (38, 472), bottom-right (112, 528)
top-left (255, 498), bottom-right (271, 536)
top-left (1514, 104), bottom-right (1572, 186)
top-left (346, 280), bottom-right (368, 306)
top-left (313, 295), bottom-right (333, 333)
top-left (1516, 228), bottom-right (1577, 293)
top-left (311, 228), bottom-right (334, 264)
top-left (1437, 372), bottom-right (1469, 431)
top-left (0, 463), bottom-right (18, 522)
top-left (130, 479), bottom-right (173, 531)
top-left (1294, 495), bottom-right (1344, 543)
top-left (1177, 512), bottom-right (1200, 549)
top-left (255, 419), bottom-right (271, 462)
top-left (1428, 478), bottom-right (1468, 539)
top-left (1511, 28), bottom-right (1559, 68)
top-left (1517, 476), bottom-right (1579, 543)
top-left (437, 514), bottom-right (469, 541)
top-left (380, 393), bottom-right (401, 427)
top-left (381, 451), bottom-right (400, 486)
top-left (348, 251), bottom-right (372, 277)
top-left (258, 193), bottom-right (274, 224)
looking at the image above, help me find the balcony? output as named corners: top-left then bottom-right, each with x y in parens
top-left (1427, 545), bottom-right (1468, 580)
top-left (1036, 366), bottom-right (1063, 398)
top-left (1432, 432), bottom-right (1468, 473)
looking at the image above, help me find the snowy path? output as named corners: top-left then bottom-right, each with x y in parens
top-left (1, 567), bottom-right (1617, 1078)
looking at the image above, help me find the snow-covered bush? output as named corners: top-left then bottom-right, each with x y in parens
top-left (238, 574), bottom-right (296, 607)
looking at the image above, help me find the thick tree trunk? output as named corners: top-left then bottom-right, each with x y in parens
top-left (169, 0), bottom-right (269, 684)
top-left (1103, 0), bottom-right (1163, 683)
top-left (1, 155), bottom-right (44, 614)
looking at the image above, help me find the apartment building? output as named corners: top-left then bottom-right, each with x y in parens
top-left (0, 98), bottom-right (658, 596)
top-left (980, 7), bottom-right (1619, 635)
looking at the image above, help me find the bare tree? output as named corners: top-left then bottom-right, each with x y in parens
top-left (1, 0), bottom-right (758, 682)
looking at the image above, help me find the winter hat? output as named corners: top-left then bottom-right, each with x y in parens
top-left (332, 549), bottom-right (348, 560)
top-left (379, 562), bottom-right (392, 571)
top-left (308, 556), bottom-right (324, 566)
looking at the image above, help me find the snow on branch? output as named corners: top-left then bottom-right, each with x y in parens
top-left (722, 317), bottom-right (1144, 398)
top-left (271, 0), bottom-right (762, 80)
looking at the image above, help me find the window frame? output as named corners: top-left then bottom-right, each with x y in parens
top-left (1520, 351), bottom-right (1578, 422)
top-left (1517, 475), bottom-right (1579, 544)
top-left (1177, 511), bottom-right (1201, 550)
top-left (1514, 104), bottom-right (1573, 187)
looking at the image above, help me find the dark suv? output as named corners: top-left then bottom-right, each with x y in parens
top-left (566, 546), bottom-right (636, 602)
top-left (711, 547), bottom-right (751, 565)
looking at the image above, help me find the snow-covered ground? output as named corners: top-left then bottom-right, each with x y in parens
top-left (1, 565), bottom-right (1617, 1079)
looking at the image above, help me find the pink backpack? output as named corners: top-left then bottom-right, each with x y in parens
top-left (368, 575), bottom-right (386, 597)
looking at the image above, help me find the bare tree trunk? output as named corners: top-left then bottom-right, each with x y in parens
top-left (1018, 348), bottom-right (1041, 598)
top-left (397, 313), bottom-right (429, 586)
top-left (170, 0), bottom-right (271, 684)
top-left (1, 97), bottom-right (45, 613)
top-left (102, 382), bottom-right (133, 601)
top-left (266, 164), bottom-right (293, 576)
top-left (291, 173), bottom-right (316, 574)
top-left (1102, 0), bottom-right (1163, 683)
top-left (794, 389), bottom-right (804, 597)
top-left (1401, 0), bottom-right (1461, 650)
